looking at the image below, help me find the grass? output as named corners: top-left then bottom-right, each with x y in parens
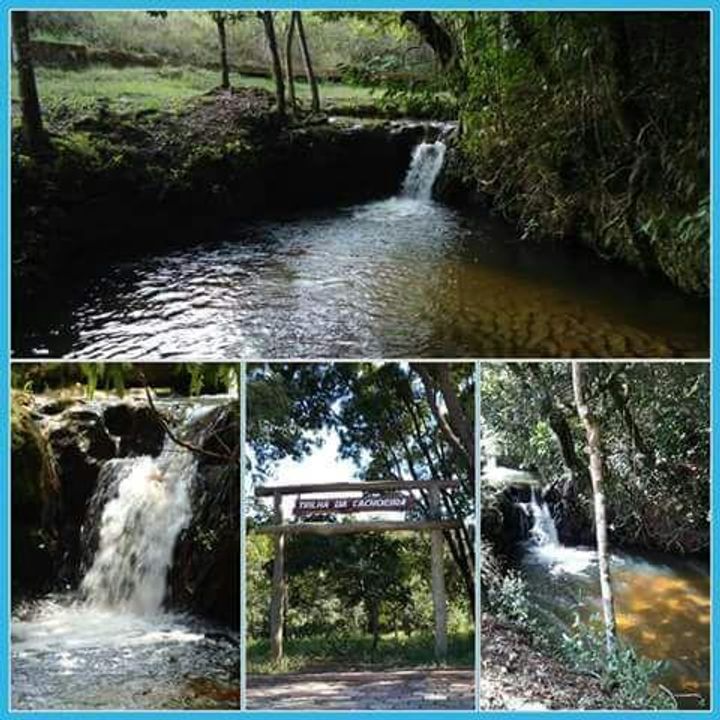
top-left (11, 65), bottom-right (376, 126)
top-left (246, 630), bottom-right (475, 674)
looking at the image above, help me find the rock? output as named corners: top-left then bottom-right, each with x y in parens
top-left (11, 393), bottom-right (61, 601)
top-left (46, 406), bottom-right (115, 584)
top-left (169, 402), bottom-right (239, 629)
top-left (103, 403), bottom-right (165, 457)
top-left (35, 398), bottom-right (76, 416)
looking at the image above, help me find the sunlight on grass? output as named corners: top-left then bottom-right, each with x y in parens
top-left (11, 65), bottom-right (375, 124)
top-left (247, 630), bottom-right (474, 674)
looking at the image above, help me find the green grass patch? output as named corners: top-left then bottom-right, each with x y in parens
top-left (11, 65), bottom-right (375, 127)
top-left (247, 630), bottom-right (474, 674)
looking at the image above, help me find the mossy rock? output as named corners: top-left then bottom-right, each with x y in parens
top-left (11, 392), bottom-right (58, 524)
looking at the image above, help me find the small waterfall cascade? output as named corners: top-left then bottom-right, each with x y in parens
top-left (401, 140), bottom-right (447, 200)
top-left (81, 405), bottom-right (211, 615)
top-left (528, 487), bottom-right (560, 547)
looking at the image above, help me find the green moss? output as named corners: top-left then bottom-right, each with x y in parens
top-left (11, 392), bottom-right (57, 522)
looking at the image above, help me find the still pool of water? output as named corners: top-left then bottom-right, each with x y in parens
top-left (522, 545), bottom-right (710, 707)
top-left (12, 597), bottom-right (240, 710)
top-left (14, 195), bottom-right (707, 359)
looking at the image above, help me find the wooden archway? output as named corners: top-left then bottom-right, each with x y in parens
top-left (254, 479), bottom-right (463, 664)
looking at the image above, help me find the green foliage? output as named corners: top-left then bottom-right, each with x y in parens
top-left (247, 525), bottom-right (474, 669)
top-left (452, 12), bottom-right (709, 293)
top-left (246, 532), bottom-right (274, 638)
top-left (11, 363), bottom-right (239, 398)
top-left (560, 617), bottom-right (675, 709)
top-left (247, 630), bottom-right (474, 674)
top-left (486, 569), bottom-right (534, 628)
top-left (481, 362), bottom-right (710, 554)
top-left (11, 392), bottom-right (58, 518)
top-left (79, 362), bottom-right (132, 398)
top-left (639, 194), bottom-right (710, 294)
top-left (27, 11), bottom-right (428, 80)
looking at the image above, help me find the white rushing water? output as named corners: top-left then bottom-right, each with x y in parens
top-left (401, 141), bottom-right (446, 200)
top-left (524, 488), bottom-right (595, 576)
top-left (81, 451), bottom-right (195, 614)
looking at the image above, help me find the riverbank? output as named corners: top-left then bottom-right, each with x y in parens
top-left (480, 615), bottom-right (609, 710)
top-left (12, 87), bottom-right (423, 305)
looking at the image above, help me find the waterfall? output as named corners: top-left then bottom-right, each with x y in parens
top-left (528, 487), bottom-right (559, 547)
top-left (525, 487), bottom-right (594, 575)
top-left (81, 406), bottom-right (210, 615)
top-left (401, 141), bottom-right (446, 200)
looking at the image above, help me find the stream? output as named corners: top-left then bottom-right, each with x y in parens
top-left (521, 491), bottom-right (710, 708)
top-left (15, 139), bottom-right (707, 359)
top-left (11, 403), bottom-right (240, 710)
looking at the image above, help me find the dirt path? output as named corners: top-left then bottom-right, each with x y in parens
top-left (246, 668), bottom-right (475, 710)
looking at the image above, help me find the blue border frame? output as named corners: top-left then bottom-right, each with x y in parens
top-left (1, 4), bottom-right (717, 719)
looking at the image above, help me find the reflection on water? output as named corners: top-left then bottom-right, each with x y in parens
top-left (522, 546), bottom-right (710, 707)
top-left (12, 597), bottom-right (240, 710)
top-left (14, 197), bottom-right (708, 359)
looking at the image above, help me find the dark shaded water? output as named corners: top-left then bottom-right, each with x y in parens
top-left (15, 196), bottom-right (707, 359)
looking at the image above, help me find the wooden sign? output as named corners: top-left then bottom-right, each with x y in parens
top-left (294, 494), bottom-right (413, 516)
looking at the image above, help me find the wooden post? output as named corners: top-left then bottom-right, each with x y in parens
top-left (269, 491), bottom-right (285, 663)
top-left (429, 485), bottom-right (448, 663)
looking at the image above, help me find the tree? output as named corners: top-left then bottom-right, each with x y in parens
top-left (295, 13), bottom-right (320, 114)
top-left (258, 11), bottom-right (286, 117)
top-left (571, 361), bottom-right (617, 657)
top-left (209, 12), bottom-right (232, 90)
top-left (400, 12), bottom-right (456, 68)
top-left (284, 12), bottom-right (298, 114)
top-left (481, 362), bottom-right (710, 555)
top-left (247, 363), bottom-right (476, 615)
top-left (11, 11), bottom-right (45, 154)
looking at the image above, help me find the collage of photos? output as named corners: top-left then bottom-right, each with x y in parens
top-left (8, 6), bottom-right (712, 718)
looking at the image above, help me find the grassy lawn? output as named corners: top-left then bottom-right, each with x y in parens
top-left (11, 65), bottom-right (376, 125)
top-left (247, 630), bottom-right (474, 674)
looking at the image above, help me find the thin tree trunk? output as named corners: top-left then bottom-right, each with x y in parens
top-left (572, 362), bottom-right (617, 657)
top-left (259, 11), bottom-right (285, 117)
top-left (12, 11), bottom-right (45, 154)
top-left (294, 12), bottom-right (320, 113)
top-left (369, 600), bottom-right (380, 653)
top-left (216, 15), bottom-right (230, 90)
top-left (284, 12), bottom-right (297, 114)
top-left (429, 484), bottom-right (448, 663)
top-left (269, 492), bottom-right (285, 663)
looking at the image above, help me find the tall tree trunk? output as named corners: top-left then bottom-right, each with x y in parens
top-left (400, 12), bottom-right (455, 68)
top-left (412, 363), bottom-right (474, 481)
top-left (213, 12), bottom-right (230, 90)
top-left (269, 492), bottom-right (285, 663)
top-left (572, 362), bottom-right (617, 657)
top-left (295, 12), bottom-right (320, 114)
top-left (284, 12), bottom-right (297, 114)
top-left (12, 11), bottom-right (45, 154)
top-left (215, 15), bottom-right (230, 90)
top-left (259, 11), bottom-right (285, 117)
top-left (368, 599), bottom-right (380, 653)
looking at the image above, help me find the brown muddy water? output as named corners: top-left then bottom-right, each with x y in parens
top-left (522, 543), bottom-right (710, 708)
